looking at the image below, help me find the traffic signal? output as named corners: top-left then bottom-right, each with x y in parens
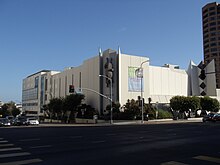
top-left (69, 85), bottom-right (75, 93)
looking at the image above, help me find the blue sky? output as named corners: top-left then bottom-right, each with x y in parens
top-left (0, 0), bottom-right (215, 103)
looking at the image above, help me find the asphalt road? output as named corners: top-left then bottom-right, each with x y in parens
top-left (0, 122), bottom-right (220, 165)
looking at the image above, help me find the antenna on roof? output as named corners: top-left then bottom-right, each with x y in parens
top-left (99, 47), bottom-right (102, 57)
top-left (118, 46), bottom-right (121, 55)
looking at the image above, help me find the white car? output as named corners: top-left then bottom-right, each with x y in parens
top-left (27, 118), bottom-right (39, 125)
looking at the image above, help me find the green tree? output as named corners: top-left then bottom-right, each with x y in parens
top-left (200, 96), bottom-right (219, 112)
top-left (170, 96), bottom-right (200, 112)
top-left (106, 102), bottom-right (121, 114)
top-left (0, 104), bottom-right (10, 117)
top-left (11, 107), bottom-right (21, 117)
top-left (184, 96), bottom-right (200, 112)
top-left (63, 94), bottom-right (85, 122)
top-left (170, 96), bottom-right (185, 112)
top-left (77, 104), bottom-right (97, 119)
top-left (0, 102), bottom-right (19, 117)
top-left (123, 99), bottom-right (140, 119)
top-left (48, 97), bottom-right (63, 120)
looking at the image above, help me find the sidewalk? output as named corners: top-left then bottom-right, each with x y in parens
top-left (39, 117), bottom-right (203, 127)
top-left (113, 117), bottom-right (202, 125)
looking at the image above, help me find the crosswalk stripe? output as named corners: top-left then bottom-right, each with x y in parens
top-left (0, 158), bottom-right (42, 165)
top-left (30, 145), bottom-right (51, 149)
top-left (160, 161), bottom-right (189, 165)
top-left (194, 155), bottom-right (220, 163)
top-left (0, 152), bottom-right (30, 158)
top-left (0, 144), bottom-right (14, 147)
top-left (0, 141), bottom-right (8, 143)
top-left (0, 147), bottom-right (22, 152)
top-left (0, 138), bottom-right (3, 140)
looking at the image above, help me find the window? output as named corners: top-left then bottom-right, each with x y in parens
top-left (212, 53), bottom-right (217, 56)
top-left (205, 49), bottom-right (210, 54)
top-left (210, 38), bottom-right (216, 41)
top-left (209, 7), bottom-right (215, 11)
top-left (210, 27), bottom-right (216, 31)
top-left (211, 43), bottom-right (217, 46)
top-left (204, 34), bottom-right (209, 39)
top-left (218, 6), bottom-right (220, 13)
top-left (211, 48), bottom-right (217, 52)
top-left (205, 54), bottom-right (210, 58)
top-left (203, 24), bottom-right (208, 29)
top-left (203, 9), bottom-right (208, 14)
top-left (204, 30), bottom-right (209, 34)
top-left (209, 12), bottom-right (216, 16)
top-left (203, 14), bottom-right (208, 19)
top-left (204, 45), bottom-right (209, 49)
top-left (204, 39), bottom-right (209, 44)
top-left (203, 19), bottom-right (208, 24)
top-left (210, 22), bottom-right (216, 26)
top-left (34, 77), bottom-right (39, 88)
top-left (210, 17), bottom-right (216, 21)
top-left (45, 79), bottom-right (48, 91)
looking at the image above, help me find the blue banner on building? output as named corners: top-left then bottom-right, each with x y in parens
top-left (128, 67), bottom-right (143, 92)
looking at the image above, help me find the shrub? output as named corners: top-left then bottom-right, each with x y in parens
top-left (157, 109), bottom-right (173, 119)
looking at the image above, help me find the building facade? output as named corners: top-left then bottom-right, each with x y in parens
top-left (22, 49), bottom-right (189, 116)
top-left (202, 2), bottom-right (220, 88)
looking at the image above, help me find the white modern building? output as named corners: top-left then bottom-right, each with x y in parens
top-left (22, 48), bottom-right (219, 116)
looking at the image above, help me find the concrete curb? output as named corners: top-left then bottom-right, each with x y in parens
top-left (39, 118), bottom-right (203, 126)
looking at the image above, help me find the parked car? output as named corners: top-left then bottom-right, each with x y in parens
top-left (0, 118), bottom-right (11, 126)
top-left (212, 113), bottom-right (220, 122)
top-left (13, 117), bottom-right (29, 126)
top-left (6, 116), bottom-right (15, 124)
top-left (202, 113), bottom-right (215, 122)
top-left (27, 117), bottom-right (39, 125)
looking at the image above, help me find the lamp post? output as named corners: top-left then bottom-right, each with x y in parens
top-left (99, 74), bottom-right (113, 124)
top-left (135, 60), bottom-right (149, 124)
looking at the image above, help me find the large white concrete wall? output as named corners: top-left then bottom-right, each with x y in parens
top-left (50, 56), bottom-right (101, 112)
top-left (81, 56), bottom-right (100, 110)
top-left (149, 66), bottom-right (188, 103)
top-left (119, 53), bottom-right (150, 107)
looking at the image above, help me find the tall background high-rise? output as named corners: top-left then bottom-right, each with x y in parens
top-left (202, 2), bottom-right (220, 88)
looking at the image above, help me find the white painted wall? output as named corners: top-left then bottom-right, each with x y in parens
top-left (50, 56), bottom-right (101, 112)
top-left (119, 53), bottom-right (150, 106)
top-left (149, 66), bottom-right (188, 103)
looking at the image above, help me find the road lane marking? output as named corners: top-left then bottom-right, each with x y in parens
top-left (0, 141), bottom-right (8, 143)
top-left (92, 140), bottom-right (106, 144)
top-left (30, 145), bottom-right (52, 149)
top-left (161, 161), bottom-right (189, 165)
top-left (0, 147), bottom-right (22, 152)
top-left (0, 152), bottom-right (30, 158)
top-left (19, 138), bottom-right (40, 142)
top-left (0, 144), bottom-right (14, 147)
top-left (0, 158), bottom-right (42, 165)
top-left (194, 155), bottom-right (220, 163)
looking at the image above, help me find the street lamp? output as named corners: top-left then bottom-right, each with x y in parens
top-left (135, 60), bottom-right (149, 124)
top-left (99, 74), bottom-right (113, 124)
